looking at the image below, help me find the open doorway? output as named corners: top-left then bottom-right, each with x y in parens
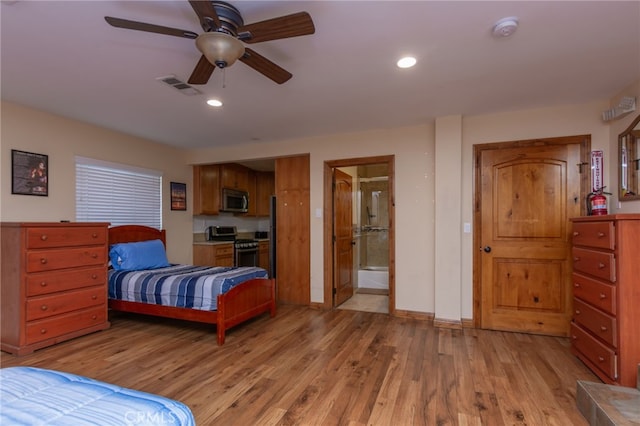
top-left (323, 156), bottom-right (395, 315)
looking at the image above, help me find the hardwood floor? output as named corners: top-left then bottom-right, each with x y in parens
top-left (1, 305), bottom-right (599, 425)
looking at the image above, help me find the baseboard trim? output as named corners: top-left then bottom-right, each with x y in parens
top-left (356, 288), bottom-right (389, 295)
top-left (434, 317), bottom-right (463, 330)
top-left (393, 309), bottom-right (434, 322)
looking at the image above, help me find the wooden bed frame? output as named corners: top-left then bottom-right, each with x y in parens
top-left (108, 225), bottom-right (276, 345)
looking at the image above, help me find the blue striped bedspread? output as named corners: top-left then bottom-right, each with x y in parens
top-left (0, 366), bottom-right (195, 425)
top-left (109, 265), bottom-right (269, 311)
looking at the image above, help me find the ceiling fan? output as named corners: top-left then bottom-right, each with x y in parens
top-left (105, 1), bottom-right (315, 85)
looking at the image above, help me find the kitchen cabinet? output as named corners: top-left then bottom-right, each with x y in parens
top-left (570, 214), bottom-right (640, 387)
top-left (193, 243), bottom-right (234, 267)
top-left (221, 163), bottom-right (250, 192)
top-left (258, 241), bottom-right (270, 275)
top-left (256, 171), bottom-right (275, 217)
top-left (193, 164), bottom-right (220, 215)
top-left (1, 222), bottom-right (110, 355)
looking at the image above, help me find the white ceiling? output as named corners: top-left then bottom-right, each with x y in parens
top-left (2, 1), bottom-right (639, 150)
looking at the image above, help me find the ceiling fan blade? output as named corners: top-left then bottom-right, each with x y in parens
top-left (238, 12), bottom-right (315, 44)
top-left (240, 48), bottom-right (292, 84)
top-left (188, 0), bottom-right (221, 31)
top-left (104, 16), bottom-right (198, 39)
top-left (188, 55), bottom-right (216, 85)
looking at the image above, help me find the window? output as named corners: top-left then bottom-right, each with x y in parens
top-left (76, 157), bottom-right (162, 229)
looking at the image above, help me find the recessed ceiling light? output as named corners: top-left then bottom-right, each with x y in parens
top-left (207, 99), bottom-right (223, 107)
top-left (397, 56), bottom-right (417, 69)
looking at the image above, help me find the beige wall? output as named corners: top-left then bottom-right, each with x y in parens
top-left (4, 81), bottom-right (639, 319)
top-left (0, 102), bottom-right (194, 263)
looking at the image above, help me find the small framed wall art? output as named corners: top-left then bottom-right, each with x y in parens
top-left (11, 149), bottom-right (49, 196)
top-left (170, 181), bottom-right (187, 211)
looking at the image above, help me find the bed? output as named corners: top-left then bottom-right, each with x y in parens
top-left (0, 366), bottom-right (195, 425)
top-left (107, 225), bottom-right (276, 345)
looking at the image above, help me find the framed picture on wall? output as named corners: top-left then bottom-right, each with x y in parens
top-left (11, 149), bottom-right (49, 196)
top-left (170, 181), bottom-right (187, 211)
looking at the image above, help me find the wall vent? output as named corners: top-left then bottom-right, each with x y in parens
top-left (602, 96), bottom-right (636, 122)
top-left (156, 75), bottom-right (202, 96)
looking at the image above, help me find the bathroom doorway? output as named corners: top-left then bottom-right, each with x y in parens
top-left (323, 156), bottom-right (395, 314)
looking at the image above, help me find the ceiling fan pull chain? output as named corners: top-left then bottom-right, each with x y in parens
top-left (222, 67), bottom-right (227, 88)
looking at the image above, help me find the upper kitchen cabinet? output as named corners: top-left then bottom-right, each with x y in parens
top-left (221, 163), bottom-right (250, 192)
top-left (193, 164), bottom-right (220, 215)
top-left (255, 171), bottom-right (275, 217)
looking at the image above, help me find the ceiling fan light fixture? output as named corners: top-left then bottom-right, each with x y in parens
top-left (207, 99), bottom-right (223, 107)
top-left (196, 32), bottom-right (245, 68)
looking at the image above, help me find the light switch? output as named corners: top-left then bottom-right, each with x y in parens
top-left (315, 208), bottom-right (322, 218)
top-left (463, 222), bottom-right (471, 233)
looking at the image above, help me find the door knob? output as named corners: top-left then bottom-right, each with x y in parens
top-left (483, 246), bottom-right (492, 253)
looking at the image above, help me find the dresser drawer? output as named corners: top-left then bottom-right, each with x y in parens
top-left (25, 306), bottom-right (107, 345)
top-left (572, 299), bottom-right (617, 347)
top-left (572, 247), bottom-right (616, 282)
top-left (572, 273), bottom-right (616, 315)
top-left (26, 286), bottom-right (106, 321)
top-left (571, 322), bottom-right (617, 381)
top-left (26, 267), bottom-right (106, 296)
top-left (571, 221), bottom-right (615, 250)
top-left (26, 226), bottom-right (107, 249)
top-left (26, 247), bottom-right (106, 272)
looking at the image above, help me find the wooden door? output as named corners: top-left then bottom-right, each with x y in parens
top-left (479, 140), bottom-right (582, 336)
top-left (333, 169), bottom-right (354, 306)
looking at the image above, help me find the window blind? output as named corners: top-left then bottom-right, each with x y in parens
top-left (76, 157), bottom-right (162, 229)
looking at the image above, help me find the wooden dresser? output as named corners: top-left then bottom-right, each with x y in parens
top-left (570, 214), bottom-right (640, 387)
top-left (1, 222), bottom-right (111, 355)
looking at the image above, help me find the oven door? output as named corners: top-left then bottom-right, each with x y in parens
top-left (235, 247), bottom-right (258, 267)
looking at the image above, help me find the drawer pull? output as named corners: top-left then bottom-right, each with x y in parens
top-left (91, 315), bottom-right (97, 320)
top-left (40, 258), bottom-right (48, 265)
top-left (597, 232), bottom-right (605, 238)
top-left (598, 262), bottom-right (606, 269)
top-left (574, 283), bottom-right (580, 288)
top-left (91, 295), bottom-right (97, 300)
top-left (600, 326), bottom-right (608, 332)
top-left (40, 329), bottom-right (47, 335)
top-left (92, 233), bottom-right (98, 238)
top-left (40, 234), bottom-right (48, 241)
top-left (574, 257), bottom-right (580, 262)
top-left (599, 293), bottom-right (606, 299)
top-left (598, 356), bottom-right (605, 362)
top-left (91, 253), bottom-right (98, 259)
top-left (572, 335), bottom-right (577, 340)
top-left (40, 281), bottom-right (47, 287)
top-left (575, 309), bottom-right (581, 315)
top-left (573, 231), bottom-right (580, 237)
top-left (91, 274), bottom-right (97, 279)
top-left (40, 305), bottom-right (48, 311)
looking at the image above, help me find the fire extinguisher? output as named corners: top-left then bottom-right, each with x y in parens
top-left (586, 186), bottom-right (610, 216)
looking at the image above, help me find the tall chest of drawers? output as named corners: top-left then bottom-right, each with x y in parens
top-left (1, 222), bottom-right (111, 355)
top-left (570, 214), bottom-right (640, 387)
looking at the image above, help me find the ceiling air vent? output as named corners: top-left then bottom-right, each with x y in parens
top-left (156, 75), bottom-right (202, 96)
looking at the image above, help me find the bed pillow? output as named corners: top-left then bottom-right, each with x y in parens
top-left (109, 239), bottom-right (170, 271)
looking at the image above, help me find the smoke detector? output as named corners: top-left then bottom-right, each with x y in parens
top-left (493, 17), bottom-right (519, 37)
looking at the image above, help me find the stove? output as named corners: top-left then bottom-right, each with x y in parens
top-left (235, 239), bottom-right (259, 249)
top-left (207, 226), bottom-right (258, 267)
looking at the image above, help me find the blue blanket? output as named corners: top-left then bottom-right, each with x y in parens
top-left (0, 367), bottom-right (195, 425)
top-left (109, 265), bottom-right (268, 311)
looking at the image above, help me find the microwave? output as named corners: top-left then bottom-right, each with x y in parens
top-left (221, 188), bottom-right (249, 213)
